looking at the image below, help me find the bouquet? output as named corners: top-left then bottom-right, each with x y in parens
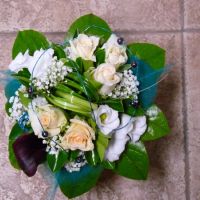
top-left (4, 14), bottom-right (171, 198)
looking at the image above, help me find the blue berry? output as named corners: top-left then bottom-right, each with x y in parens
top-left (131, 61), bottom-right (137, 68)
top-left (117, 37), bottom-right (124, 45)
top-left (42, 131), bottom-right (48, 138)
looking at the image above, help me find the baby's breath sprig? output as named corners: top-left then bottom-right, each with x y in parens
top-left (32, 56), bottom-right (72, 93)
top-left (108, 69), bottom-right (139, 100)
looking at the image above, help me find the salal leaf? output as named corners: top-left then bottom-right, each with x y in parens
top-left (56, 165), bottom-right (103, 198)
top-left (8, 123), bottom-right (24, 169)
top-left (115, 142), bottom-right (149, 180)
top-left (117, 64), bottom-right (132, 72)
top-left (12, 30), bottom-right (49, 59)
top-left (69, 150), bottom-right (79, 162)
top-left (51, 43), bottom-right (66, 59)
top-left (100, 99), bottom-right (124, 112)
top-left (5, 102), bottom-right (12, 116)
top-left (11, 68), bottom-right (31, 87)
top-left (76, 57), bottom-right (94, 72)
top-left (95, 48), bottom-right (105, 65)
top-left (84, 67), bottom-right (102, 89)
top-left (96, 132), bottom-right (109, 161)
top-left (127, 43), bottom-right (166, 109)
top-left (127, 43), bottom-right (165, 70)
top-left (141, 105), bottom-right (170, 141)
top-left (123, 99), bottom-right (137, 116)
top-left (18, 91), bottom-right (31, 108)
top-left (101, 160), bottom-right (115, 170)
top-left (47, 150), bottom-right (69, 172)
top-left (85, 150), bottom-right (100, 166)
top-left (67, 14), bottom-right (111, 43)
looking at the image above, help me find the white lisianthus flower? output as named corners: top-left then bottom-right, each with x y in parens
top-left (93, 105), bottom-right (120, 135)
top-left (66, 34), bottom-right (99, 62)
top-left (93, 63), bottom-right (121, 95)
top-left (28, 98), bottom-right (67, 138)
top-left (102, 34), bottom-right (128, 68)
top-left (28, 48), bottom-right (54, 78)
top-left (9, 50), bottom-right (32, 72)
top-left (105, 114), bottom-right (147, 162)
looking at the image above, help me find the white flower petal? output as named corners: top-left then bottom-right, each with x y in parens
top-left (94, 105), bottom-right (120, 135)
top-left (128, 116), bottom-right (147, 142)
top-left (9, 50), bottom-right (32, 72)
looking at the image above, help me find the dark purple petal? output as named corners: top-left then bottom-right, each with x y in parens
top-left (13, 133), bottom-right (47, 177)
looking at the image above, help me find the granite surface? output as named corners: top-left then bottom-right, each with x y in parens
top-left (0, 0), bottom-right (199, 199)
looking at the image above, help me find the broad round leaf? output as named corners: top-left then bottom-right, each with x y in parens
top-left (12, 30), bottom-right (49, 59)
top-left (67, 14), bottom-right (111, 42)
top-left (115, 142), bottom-right (149, 180)
top-left (127, 43), bottom-right (166, 109)
top-left (127, 43), bottom-right (165, 70)
top-left (56, 165), bottom-right (103, 198)
top-left (141, 105), bottom-right (170, 141)
top-left (47, 150), bottom-right (69, 172)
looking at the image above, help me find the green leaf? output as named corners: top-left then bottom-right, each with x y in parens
top-left (47, 151), bottom-right (69, 172)
top-left (11, 68), bottom-right (31, 87)
top-left (18, 91), bottom-right (31, 108)
top-left (76, 57), bottom-right (94, 72)
top-left (127, 43), bottom-right (165, 70)
top-left (12, 30), bottom-right (49, 59)
top-left (69, 150), bottom-right (79, 162)
top-left (85, 150), bottom-right (100, 166)
top-left (117, 64), bottom-right (132, 72)
top-left (141, 105), bottom-right (170, 141)
top-left (84, 67), bottom-right (102, 89)
top-left (56, 164), bottom-right (103, 198)
top-left (55, 83), bottom-right (85, 99)
top-left (101, 160), bottom-right (115, 170)
top-left (8, 123), bottom-right (24, 169)
top-left (51, 43), bottom-right (66, 59)
top-left (5, 102), bottom-right (12, 116)
top-left (95, 48), bottom-right (105, 65)
top-left (67, 14), bottom-right (111, 43)
top-left (46, 95), bottom-right (91, 117)
top-left (100, 99), bottom-right (124, 112)
top-left (123, 99), bottom-right (136, 116)
top-left (115, 142), bottom-right (149, 180)
top-left (96, 132), bottom-right (109, 161)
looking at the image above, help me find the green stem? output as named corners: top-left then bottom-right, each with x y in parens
top-left (64, 79), bottom-right (84, 93)
top-left (56, 84), bottom-right (85, 99)
top-left (55, 90), bottom-right (97, 110)
top-left (46, 95), bottom-right (91, 117)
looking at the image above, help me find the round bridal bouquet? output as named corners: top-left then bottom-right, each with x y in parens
top-left (4, 14), bottom-right (170, 198)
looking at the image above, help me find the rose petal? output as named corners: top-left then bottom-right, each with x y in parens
top-left (13, 133), bottom-right (47, 177)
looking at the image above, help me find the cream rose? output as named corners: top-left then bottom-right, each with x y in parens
top-left (66, 34), bottom-right (99, 62)
top-left (102, 34), bottom-right (128, 68)
top-left (61, 118), bottom-right (95, 151)
top-left (28, 103), bottom-right (67, 138)
top-left (93, 63), bottom-right (121, 95)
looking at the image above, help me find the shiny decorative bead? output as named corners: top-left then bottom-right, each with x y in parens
top-left (131, 61), bottom-right (137, 68)
top-left (76, 156), bottom-right (83, 163)
top-left (28, 86), bottom-right (33, 94)
top-left (117, 37), bottom-right (124, 45)
top-left (130, 101), bottom-right (139, 108)
top-left (42, 131), bottom-right (48, 138)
